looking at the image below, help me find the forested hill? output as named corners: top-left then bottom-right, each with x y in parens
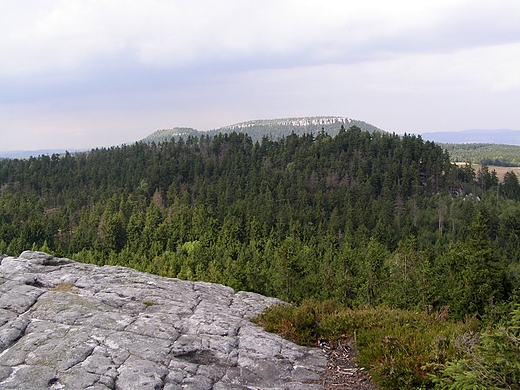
top-left (3, 126), bottom-right (520, 388)
top-left (1, 126), bottom-right (519, 321)
top-left (213, 116), bottom-right (382, 140)
top-left (142, 116), bottom-right (382, 143)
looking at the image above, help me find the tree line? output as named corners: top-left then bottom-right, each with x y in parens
top-left (441, 142), bottom-right (520, 166)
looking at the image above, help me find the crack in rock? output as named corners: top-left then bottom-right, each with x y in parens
top-left (0, 251), bottom-right (327, 389)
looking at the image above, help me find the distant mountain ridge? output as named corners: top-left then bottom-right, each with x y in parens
top-left (421, 129), bottom-right (520, 145)
top-left (220, 116), bottom-right (367, 130)
top-left (1, 117), bottom-right (379, 158)
top-left (141, 116), bottom-right (383, 143)
top-left (0, 149), bottom-right (86, 159)
top-left (419, 129), bottom-right (520, 167)
top-left (5, 122), bottom-right (520, 160)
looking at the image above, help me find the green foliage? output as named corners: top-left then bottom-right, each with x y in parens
top-left (253, 301), bottom-right (477, 389)
top-left (442, 143), bottom-right (520, 167)
top-left (1, 127), bottom-right (520, 388)
top-left (504, 171), bottom-right (520, 200)
top-left (382, 236), bottom-right (433, 311)
top-left (442, 213), bottom-right (504, 320)
top-left (0, 128), bottom-right (516, 314)
top-left (357, 238), bottom-right (389, 306)
top-left (434, 305), bottom-right (520, 389)
top-left (251, 301), bottom-right (323, 346)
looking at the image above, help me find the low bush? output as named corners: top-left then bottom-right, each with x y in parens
top-left (433, 305), bottom-right (520, 389)
top-left (252, 300), bottom-right (477, 389)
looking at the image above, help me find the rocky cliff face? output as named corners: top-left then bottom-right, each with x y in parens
top-left (221, 117), bottom-right (356, 130)
top-left (0, 251), bottom-right (326, 390)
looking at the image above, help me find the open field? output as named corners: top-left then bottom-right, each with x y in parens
top-left (455, 163), bottom-right (520, 180)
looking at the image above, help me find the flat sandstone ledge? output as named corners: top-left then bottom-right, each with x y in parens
top-left (0, 251), bottom-right (326, 390)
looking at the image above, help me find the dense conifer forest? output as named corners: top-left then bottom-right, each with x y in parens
top-left (1, 126), bottom-right (519, 388)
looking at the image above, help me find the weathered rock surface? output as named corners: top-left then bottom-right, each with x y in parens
top-left (0, 251), bottom-right (326, 389)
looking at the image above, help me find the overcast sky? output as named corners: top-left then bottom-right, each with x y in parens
top-left (1, 0), bottom-right (520, 151)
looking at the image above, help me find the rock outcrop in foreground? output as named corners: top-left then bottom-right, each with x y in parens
top-left (0, 251), bottom-right (326, 389)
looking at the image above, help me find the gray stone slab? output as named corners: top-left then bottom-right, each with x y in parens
top-left (0, 251), bottom-right (327, 389)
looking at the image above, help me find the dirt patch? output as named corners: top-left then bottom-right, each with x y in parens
top-left (50, 282), bottom-right (78, 294)
top-left (321, 338), bottom-right (379, 390)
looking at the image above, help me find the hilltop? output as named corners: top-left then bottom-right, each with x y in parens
top-left (141, 116), bottom-right (383, 143)
top-left (141, 121), bottom-right (520, 167)
top-left (142, 127), bottom-right (201, 144)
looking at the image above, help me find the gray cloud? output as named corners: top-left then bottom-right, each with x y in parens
top-left (1, 0), bottom-right (520, 150)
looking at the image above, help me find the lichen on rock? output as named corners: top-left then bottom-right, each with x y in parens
top-left (0, 251), bottom-right (326, 389)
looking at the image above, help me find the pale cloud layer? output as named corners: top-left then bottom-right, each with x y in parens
top-left (1, 0), bottom-right (520, 151)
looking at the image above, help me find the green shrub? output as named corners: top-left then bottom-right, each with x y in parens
top-left (353, 309), bottom-right (475, 389)
top-left (252, 301), bottom-right (476, 389)
top-left (434, 305), bottom-right (520, 389)
top-left (251, 300), bottom-right (334, 346)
